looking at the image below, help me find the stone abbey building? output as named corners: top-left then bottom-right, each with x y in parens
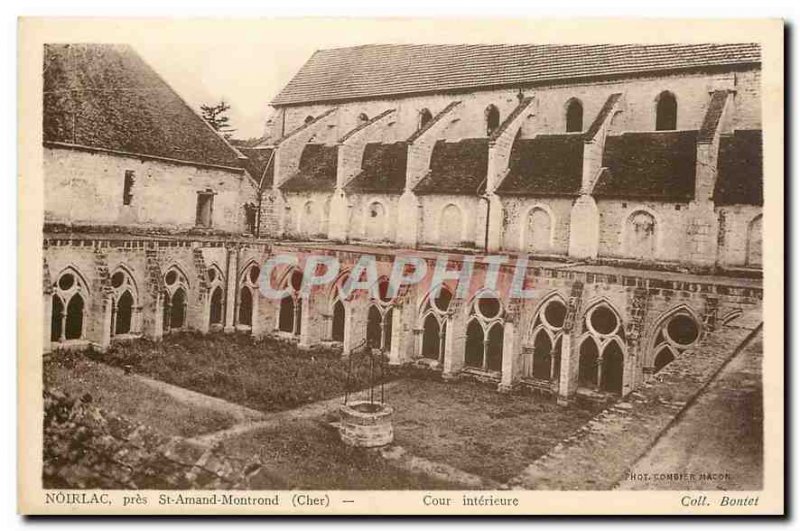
top-left (43, 42), bottom-right (763, 403)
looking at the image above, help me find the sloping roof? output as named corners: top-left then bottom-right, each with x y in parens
top-left (594, 131), bottom-right (698, 201)
top-left (43, 43), bottom-right (242, 169)
top-left (414, 139), bottom-right (489, 195)
top-left (279, 143), bottom-right (338, 192)
top-left (714, 130), bottom-right (763, 206)
top-left (495, 135), bottom-right (584, 196)
top-left (238, 147), bottom-right (275, 188)
top-left (272, 43), bottom-right (761, 106)
top-left (345, 142), bottom-right (408, 194)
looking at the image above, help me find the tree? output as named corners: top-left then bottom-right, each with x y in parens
top-left (200, 99), bottom-right (236, 139)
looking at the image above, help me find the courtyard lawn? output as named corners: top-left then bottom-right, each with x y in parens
top-left (382, 378), bottom-right (604, 483)
top-left (95, 332), bottom-right (395, 414)
top-left (220, 418), bottom-right (463, 490)
top-left (44, 351), bottom-right (236, 438)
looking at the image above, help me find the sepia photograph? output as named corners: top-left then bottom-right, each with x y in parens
top-left (16, 16), bottom-right (784, 516)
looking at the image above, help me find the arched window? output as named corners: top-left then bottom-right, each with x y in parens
top-left (746, 214), bottom-right (763, 267)
top-left (365, 201), bottom-right (387, 241)
top-left (207, 265), bottom-right (225, 328)
top-left (110, 268), bottom-right (139, 337)
top-left (209, 287), bottom-right (224, 326)
top-left (464, 292), bottom-right (504, 373)
top-left (439, 204), bottom-right (463, 248)
top-left (650, 311), bottom-right (701, 375)
top-left (565, 99), bottom-right (583, 133)
top-left (51, 268), bottom-right (89, 343)
top-left (237, 263), bottom-right (261, 330)
top-left (418, 108), bottom-right (433, 130)
top-left (276, 268), bottom-right (303, 336)
top-left (578, 303), bottom-right (626, 395)
top-left (162, 266), bottom-right (189, 333)
top-left (523, 296), bottom-right (567, 383)
top-left (485, 104), bottom-right (500, 136)
top-left (364, 277), bottom-right (395, 351)
top-left (304, 115), bottom-right (315, 124)
top-left (655, 91), bottom-right (677, 131)
top-left (524, 207), bottom-right (553, 253)
top-left (239, 286), bottom-right (253, 326)
top-left (357, 112), bottom-right (369, 125)
top-left (418, 285), bottom-right (453, 363)
top-left (624, 210), bottom-right (657, 260)
top-left (332, 300), bottom-right (345, 342)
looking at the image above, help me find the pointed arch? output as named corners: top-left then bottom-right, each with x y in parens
top-left (655, 91), bottom-right (678, 131)
top-left (438, 203), bottom-right (465, 248)
top-left (746, 214), bottom-right (763, 267)
top-left (163, 263), bottom-right (191, 292)
top-left (646, 304), bottom-right (702, 372)
top-left (565, 98), bottom-right (583, 133)
top-left (485, 104), bottom-right (500, 136)
top-left (521, 204), bottom-right (554, 253)
top-left (209, 286), bottom-right (224, 326)
top-left (418, 108), bottom-right (433, 130)
top-left (331, 299), bottom-right (345, 342)
top-left (623, 208), bottom-right (658, 260)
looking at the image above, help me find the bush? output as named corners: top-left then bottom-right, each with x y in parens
top-left (43, 389), bottom-right (261, 489)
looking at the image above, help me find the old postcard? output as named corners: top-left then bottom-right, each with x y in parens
top-left (18, 17), bottom-right (784, 515)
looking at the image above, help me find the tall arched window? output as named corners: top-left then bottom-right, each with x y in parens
top-left (464, 292), bottom-right (504, 373)
top-left (329, 272), bottom-right (349, 342)
top-left (51, 268), bottom-right (88, 342)
top-left (624, 210), bottom-right (657, 260)
top-left (237, 263), bottom-right (261, 330)
top-left (418, 285), bottom-right (453, 363)
top-left (418, 108), bottom-right (433, 130)
top-left (565, 99), bottom-right (583, 133)
top-left (163, 266), bottom-right (189, 333)
top-left (578, 303), bottom-right (626, 395)
top-left (439, 204), bottom-right (464, 248)
top-left (206, 265), bottom-right (225, 328)
top-left (277, 268), bottom-right (303, 336)
top-left (485, 104), bottom-right (500, 136)
top-left (523, 206), bottom-right (553, 253)
top-left (365, 201), bottom-right (387, 241)
top-left (746, 214), bottom-right (763, 267)
top-left (109, 268), bottom-right (139, 337)
top-left (365, 277), bottom-right (395, 351)
top-left (524, 296), bottom-right (567, 383)
top-left (655, 91), bottom-right (677, 131)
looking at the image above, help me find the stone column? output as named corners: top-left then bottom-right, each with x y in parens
top-left (42, 292), bottom-right (52, 354)
top-left (328, 189), bottom-right (350, 242)
top-left (557, 334), bottom-right (578, 406)
top-left (388, 303), bottom-right (414, 365)
top-left (442, 310), bottom-right (466, 379)
top-left (568, 195), bottom-right (600, 259)
top-left (97, 295), bottom-right (113, 352)
top-left (343, 301), bottom-right (367, 356)
top-left (396, 190), bottom-right (420, 248)
top-left (499, 320), bottom-right (519, 392)
top-left (223, 247), bottom-right (239, 333)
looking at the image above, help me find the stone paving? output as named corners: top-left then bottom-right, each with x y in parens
top-left (506, 312), bottom-right (762, 490)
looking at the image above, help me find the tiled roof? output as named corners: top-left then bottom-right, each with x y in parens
top-left (272, 43), bottom-right (760, 106)
top-left (279, 143), bottom-right (338, 192)
top-left (495, 135), bottom-right (584, 196)
top-left (414, 139), bottom-right (489, 195)
top-left (594, 131), bottom-right (698, 201)
top-left (714, 130), bottom-right (763, 206)
top-left (43, 44), bottom-right (242, 168)
top-left (238, 147), bottom-right (275, 188)
top-left (345, 142), bottom-right (408, 194)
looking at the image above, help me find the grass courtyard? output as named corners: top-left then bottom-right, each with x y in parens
top-left (44, 332), bottom-right (602, 488)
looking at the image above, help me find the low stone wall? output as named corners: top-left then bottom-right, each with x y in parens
top-left (507, 311), bottom-right (762, 490)
top-left (339, 401), bottom-right (394, 447)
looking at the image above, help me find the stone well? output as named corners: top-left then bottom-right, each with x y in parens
top-left (338, 401), bottom-right (394, 448)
